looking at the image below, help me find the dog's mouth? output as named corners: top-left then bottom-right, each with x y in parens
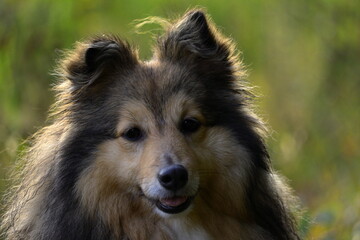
top-left (155, 196), bottom-right (193, 214)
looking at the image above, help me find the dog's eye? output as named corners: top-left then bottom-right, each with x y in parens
top-left (122, 127), bottom-right (143, 142)
top-left (180, 118), bottom-right (201, 134)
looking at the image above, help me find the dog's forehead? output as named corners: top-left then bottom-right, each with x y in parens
top-left (129, 62), bottom-right (195, 101)
top-left (116, 61), bottom-right (202, 124)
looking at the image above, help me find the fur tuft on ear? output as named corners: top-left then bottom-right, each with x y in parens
top-left (156, 10), bottom-right (234, 64)
top-left (59, 35), bottom-right (138, 89)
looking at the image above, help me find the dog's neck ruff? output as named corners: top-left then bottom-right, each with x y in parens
top-left (162, 218), bottom-right (212, 240)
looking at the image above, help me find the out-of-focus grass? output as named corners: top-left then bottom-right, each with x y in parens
top-left (1, 0), bottom-right (359, 239)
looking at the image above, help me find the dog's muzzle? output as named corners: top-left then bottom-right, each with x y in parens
top-left (155, 164), bottom-right (193, 214)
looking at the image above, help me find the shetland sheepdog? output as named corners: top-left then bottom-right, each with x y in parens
top-left (1, 9), bottom-right (299, 240)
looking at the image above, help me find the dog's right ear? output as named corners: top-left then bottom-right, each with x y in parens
top-left (60, 36), bottom-right (137, 90)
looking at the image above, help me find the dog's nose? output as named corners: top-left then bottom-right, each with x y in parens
top-left (158, 164), bottom-right (188, 191)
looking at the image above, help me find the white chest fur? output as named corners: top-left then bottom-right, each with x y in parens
top-left (165, 218), bottom-right (212, 240)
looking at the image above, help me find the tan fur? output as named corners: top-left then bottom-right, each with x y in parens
top-left (2, 123), bottom-right (71, 238)
top-left (74, 90), bottom-right (260, 239)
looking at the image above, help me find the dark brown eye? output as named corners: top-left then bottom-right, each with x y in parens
top-left (122, 127), bottom-right (143, 142)
top-left (180, 118), bottom-right (201, 134)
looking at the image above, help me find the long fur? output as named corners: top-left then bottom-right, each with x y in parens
top-left (1, 9), bottom-right (300, 240)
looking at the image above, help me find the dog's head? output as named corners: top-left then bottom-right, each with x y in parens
top-left (58, 10), bottom-right (269, 220)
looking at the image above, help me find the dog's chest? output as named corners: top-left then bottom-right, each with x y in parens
top-left (165, 218), bottom-right (212, 240)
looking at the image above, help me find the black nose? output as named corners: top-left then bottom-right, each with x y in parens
top-left (158, 164), bottom-right (188, 191)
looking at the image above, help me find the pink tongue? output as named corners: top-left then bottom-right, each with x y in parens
top-left (160, 197), bottom-right (188, 207)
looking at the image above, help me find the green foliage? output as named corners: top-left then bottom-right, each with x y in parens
top-left (1, 0), bottom-right (359, 238)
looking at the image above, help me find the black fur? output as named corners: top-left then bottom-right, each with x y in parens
top-left (33, 130), bottom-right (114, 240)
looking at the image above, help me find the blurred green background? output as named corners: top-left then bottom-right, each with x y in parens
top-left (0, 0), bottom-right (359, 239)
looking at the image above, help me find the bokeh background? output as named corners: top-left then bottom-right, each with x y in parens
top-left (0, 0), bottom-right (359, 239)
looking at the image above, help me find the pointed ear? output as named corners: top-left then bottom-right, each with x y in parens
top-left (61, 36), bottom-right (137, 89)
top-left (156, 10), bottom-right (234, 64)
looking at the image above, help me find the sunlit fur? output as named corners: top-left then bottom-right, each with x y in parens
top-left (1, 9), bottom-right (300, 240)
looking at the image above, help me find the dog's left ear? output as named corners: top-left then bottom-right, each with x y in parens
top-left (156, 10), bottom-right (239, 79)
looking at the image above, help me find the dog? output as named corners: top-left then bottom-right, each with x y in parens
top-left (1, 9), bottom-right (300, 240)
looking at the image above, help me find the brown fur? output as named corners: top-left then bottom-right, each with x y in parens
top-left (1, 9), bottom-right (300, 240)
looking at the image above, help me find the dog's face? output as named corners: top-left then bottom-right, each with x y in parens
top-left (96, 62), bottom-right (251, 217)
top-left (62, 11), bottom-right (267, 221)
